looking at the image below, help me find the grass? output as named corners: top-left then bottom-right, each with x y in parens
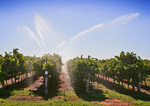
top-left (97, 79), bottom-right (150, 105)
top-left (10, 89), bottom-right (34, 96)
top-left (1, 75), bottom-right (150, 105)
top-left (0, 99), bottom-right (95, 106)
top-left (1, 82), bottom-right (150, 106)
top-left (0, 87), bottom-right (99, 106)
top-left (94, 82), bottom-right (150, 105)
top-left (58, 91), bottom-right (79, 101)
top-left (98, 84), bottom-right (134, 102)
top-left (0, 74), bottom-right (37, 98)
top-left (0, 84), bottom-right (150, 106)
top-left (0, 91), bottom-right (95, 106)
top-left (0, 88), bottom-right (34, 98)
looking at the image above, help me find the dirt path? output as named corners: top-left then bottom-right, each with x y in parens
top-left (6, 95), bottom-right (44, 101)
top-left (97, 99), bottom-right (130, 106)
top-left (6, 66), bottom-right (73, 101)
top-left (59, 65), bottom-right (131, 105)
top-left (58, 72), bottom-right (74, 93)
top-left (2, 66), bottom-right (134, 105)
top-left (58, 64), bottom-right (74, 92)
top-left (27, 76), bottom-right (43, 91)
top-left (58, 73), bottom-right (73, 92)
top-left (6, 76), bottom-right (44, 101)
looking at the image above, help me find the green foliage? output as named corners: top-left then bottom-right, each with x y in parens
top-left (98, 51), bottom-right (150, 90)
top-left (0, 55), bottom-right (4, 83)
top-left (0, 49), bottom-right (63, 88)
top-left (0, 99), bottom-right (94, 106)
top-left (67, 55), bottom-right (99, 92)
top-left (43, 61), bottom-right (54, 77)
top-left (33, 58), bottom-right (43, 76)
top-left (10, 89), bottom-right (34, 96)
top-left (67, 51), bottom-right (150, 93)
top-left (0, 48), bottom-right (63, 88)
top-left (24, 56), bottom-right (36, 75)
top-left (0, 49), bottom-right (26, 86)
top-left (32, 53), bottom-right (62, 78)
top-left (0, 88), bottom-right (33, 97)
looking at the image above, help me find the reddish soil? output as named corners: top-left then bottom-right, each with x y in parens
top-left (58, 72), bottom-right (131, 105)
top-left (6, 76), bottom-right (44, 101)
top-left (27, 76), bottom-right (43, 91)
top-left (2, 71), bottom-right (134, 105)
top-left (6, 72), bottom-right (74, 101)
top-left (96, 99), bottom-right (131, 106)
top-left (58, 73), bottom-right (74, 93)
top-left (6, 95), bottom-right (44, 101)
top-left (52, 96), bottom-right (64, 100)
top-left (93, 82), bottom-right (131, 106)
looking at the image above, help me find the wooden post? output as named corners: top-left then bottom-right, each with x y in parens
top-left (138, 70), bottom-right (141, 92)
top-left (86, 73), bottom-right (90, 94)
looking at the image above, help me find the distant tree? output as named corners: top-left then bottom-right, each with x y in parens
top-left (0, 54), bottom-right (4, 88)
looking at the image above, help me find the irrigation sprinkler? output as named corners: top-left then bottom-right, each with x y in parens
top-left (44, 70), bottom-right (48, 95)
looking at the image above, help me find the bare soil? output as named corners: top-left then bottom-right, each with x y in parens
top-left (3, 71), bottom-right (133, 105)
top-left (58, 73), bottom-right (74, 93)
top-left (58, 72), bottom-right (131, 105)
top-left (96, 99), bottom-right (131, 106)
top-left (6, 76), bottom-right (44, 101)
top-left (27, 76), bottom-right (43, 91)
top-left (6, 95), bottom-right (44, 101)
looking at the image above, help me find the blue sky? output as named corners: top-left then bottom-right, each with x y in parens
top-left (0, 0), bottom-right (150, 61)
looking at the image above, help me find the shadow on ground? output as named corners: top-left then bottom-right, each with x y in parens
top-left (0, 75), bottom-right (38, 99)
top-left (76, 89), bottom-right (107, 102)
top-left (32, 74), bottom-right (61, 100)
top-left (98, 77), bottom-right (150, 101)
top-left (73, 83), bottom-right (107, 102)
top-left (120, 79), bottom-right (150, 91)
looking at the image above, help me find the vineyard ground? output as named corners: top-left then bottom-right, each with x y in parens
top-left (98, 75), bottom-right (150, 94)
top-left (0, 71), bottom-right (150, 105)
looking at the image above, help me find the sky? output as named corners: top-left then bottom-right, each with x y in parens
top-left (0, 0), bottom-right (150, 62)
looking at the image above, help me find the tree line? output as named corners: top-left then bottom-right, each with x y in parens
top-left (0, 48), bottom-right (62, 88)
top-left (67, 51), bottom-right (150, 93)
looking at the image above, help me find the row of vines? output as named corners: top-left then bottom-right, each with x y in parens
top-left (0, 48), bottom-right (62, 88)
top-left (67, 51), bottom-right (150, 93)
